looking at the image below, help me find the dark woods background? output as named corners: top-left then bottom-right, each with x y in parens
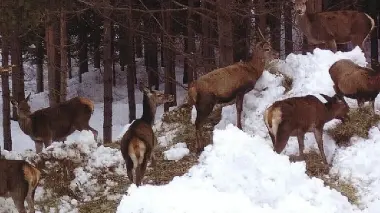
top-left (0, 0), bottom-right (378, 150)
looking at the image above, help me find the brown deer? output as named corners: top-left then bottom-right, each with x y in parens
top-left (264, 94), bottom-right (349, 165)
top-left (0, 159), bottom-right (41, 213)
top-left (11, 93), bottom-right (98, 153)
top-left (292, 0), bottom-right (375, 53)
top-left (329, 59), bottom-right (380, 112)
top-left (120, 85), bottom-right (174, 186)
top-left (188, 28), bottom-right (278, 153)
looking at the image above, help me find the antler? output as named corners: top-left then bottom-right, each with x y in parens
top-left (256, 25), bottom-right (266, 41)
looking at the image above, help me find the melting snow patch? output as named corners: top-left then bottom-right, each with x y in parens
top-left (163, 142), bottom-right (190, 161)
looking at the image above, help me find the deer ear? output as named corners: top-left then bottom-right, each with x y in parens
top-left (319, 93), bottom-right (333, 102)
top-left (142, 87), bottom-right (151, 95)
top-left (26, 92), bottom-right (31, 102)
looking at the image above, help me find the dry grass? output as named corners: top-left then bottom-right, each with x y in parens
top-left (300, 151), bottom-right (359, 205)
top-left (161, 103), bottom-right (223, 152)
top-left (327, 106), bottom-right (380, 146)
top-left (78, 197), bottom-right (119, 213)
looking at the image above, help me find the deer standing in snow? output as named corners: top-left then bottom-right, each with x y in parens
top-left (292, 0), bottom-right (375, 53)
top-left (188, 28), bottom-right (278, 153)
top-left (0, 159), bottom-right (41, 213)
top-left (264, 94), bottom-right (349, 165)
top-left (11, 93), bottom-right (98, 153)
top-left (120, 84), bottom-right (174, 186)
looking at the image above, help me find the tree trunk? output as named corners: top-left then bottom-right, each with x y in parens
top-left (267, 0), bottom-right (281, 53)
top-left (135, 33), bottom-right (143, 58)
top-left (143, 16), bottom-right (159, 90)
top-left (68, 38), bottom-right (72, 79)
top-left (217, 0), bottom-right (234, 67)
top-left (11, 26), bottom-right (25, 119)
top-left (46, 13), bottom-right (60, 107)
top-left (233, 0), bottom-right (250, 62)
top-left (369, 0), bottom-right (379, 69)
top-left (201, 0), bottom-right (216, 72)
top-left (284, 1), bottom-right (293, 56)
top-left (94, 22), bottom-right (101, 69)
top-left (256, 0), bottom-right (267, 39)
top-left (111, 23), bottom-right (116, 86)
top-left (126, 2), bottom-right (136, 122)
top-left (162, 0), bottom-right (177, 111)
top-left (103, 12), bottom-right (113, 144)
top-left (1, 36), bottom-right (12, 151)
top-left (184, 0), bottom-right (196, 83)
top-left (36, 31), bottom-right (44, 93)
top-left (60, 10), bottom-right (68, 102)
top-left (78, 19), bottom-right (88, 83)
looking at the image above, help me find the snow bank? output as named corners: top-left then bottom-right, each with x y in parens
top-left (163, 142), bottom-right (189, 161)
top-left (118, 47), bottom-right (380, 212)
top-left (117, 125), bottom-right (359, 213)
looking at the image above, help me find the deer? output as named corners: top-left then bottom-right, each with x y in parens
top-left (329, 59), bottom-right (380, 112)
top-left (264, 93), bottom-right (349, 165)
top-left (0, 159), bottom-right (41, 213)
top-left (292, 0), bottom-right (375, 53)
top-left (187, 27), bottom-right (279, 154)
top-left (10, 93), bottom-right (98, 153)
top-left (120, 84), bottom-right (174, 186)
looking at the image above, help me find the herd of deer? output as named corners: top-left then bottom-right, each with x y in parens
top-left (1, 0), bottom-right (379, 212)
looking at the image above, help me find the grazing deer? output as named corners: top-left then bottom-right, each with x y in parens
top-left (188, 28), bottom-right (278, 153)
top-left (0, 159), bottom-right (41, 213)
top-left (11, 93), bottom-right (98, 153)
top-left (120, 85), bottom-right (174, 186)
top-left (292, 0), bottom-right (375, 53)
top-left (264, 94), bottom-right (349, 165)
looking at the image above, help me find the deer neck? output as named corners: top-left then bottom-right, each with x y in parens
top-left (296, 13), bottom-right (314, 40)
top-left (248, 54), bottom-right (266, 75)
top-left (369, 74), bottom-right (380, 90)
top-left (17, 112), bottom-right (33, 136)
top-left (141, 94), bottom-right (155, 125)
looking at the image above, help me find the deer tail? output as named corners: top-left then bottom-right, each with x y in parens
top-left (22, 163), bottom-right (41, 199)
top-left (128, 138), bottom-right (147, 169)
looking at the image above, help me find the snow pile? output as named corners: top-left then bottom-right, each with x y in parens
top-left (163, 142), bottom-right (189, 161)
top-left (117, 125), bottom-right (359, 213)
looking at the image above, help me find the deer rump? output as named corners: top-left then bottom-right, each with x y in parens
top-left (30, 97), bottom-right (93, 141)
top-left (307, 11), bottom-right (373, 44)
top-left (120, 120), bottom-right (154, 172)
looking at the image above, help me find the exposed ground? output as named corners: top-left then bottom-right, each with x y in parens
top-left (327, 106), bottom-right (380, 147)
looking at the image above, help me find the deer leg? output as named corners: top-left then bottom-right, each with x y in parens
top-left (88, 126), bottom-right (98, 142)
top-left (326, 40), bottom-right (338, 53)
top-left (136, 150), bottom-right (150, 186)
top-left (11, 191), bottom-right (27, 213)
top-left (273, 122), bottom-right (292, 154)
top-left (26, 191), bottom-right (36, 213)
top-left (125, 156), bottom-right (134, 184)
top-left (236, 93), bottom-right (244, 130)
top-left (194, 98), bottom-right (215, 154)
top-left (357, 99), bottom-right (365, 108)
top-left (370, 100), bottom-right (376, 112)
top-left (296, 133), bottom-right (305, 161)
top-left (34, 141), bottom-right (43, 154)
top-left (314, 128), bottom-right (328, 165)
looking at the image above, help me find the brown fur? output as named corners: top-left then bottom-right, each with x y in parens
top-left (120, 87), bottom-right (174, 186)
top-left (11, 94), bottom-right (98, 153)
top-left (329, 59), bottom-right (380, 111)
top-left (293, 0), bottom-right (375, 53)
top-left (189, 39), bottom-right (278, 154)
top-left (263, 94), bottom-right (349, 165)
top-left (0, 159), bottom-right (41, 213)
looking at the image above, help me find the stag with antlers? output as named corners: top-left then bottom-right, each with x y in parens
top-left (187, 28), bottom-right (279, 154)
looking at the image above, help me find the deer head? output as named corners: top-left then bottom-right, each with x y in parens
top-left (292, 0), bottom-right (307, 15)
top-left (320, 93), bottom-right (349, 121)
top-left (10, 93), bottom-right (32, 116)
top-left (252, 27), bottom-right (279, 64)
top-left (139, 83), bottom-right (174, 107)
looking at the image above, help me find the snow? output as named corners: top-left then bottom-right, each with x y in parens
top-left (1, 45), bottom-right (380, 213)
top-left (117, 47), bottom-right (380, 213)
top-left (163, 142), bottom-right (190, 161)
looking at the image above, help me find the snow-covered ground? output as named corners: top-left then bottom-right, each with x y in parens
top-left (1, 46), bottom-right (380, 213)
